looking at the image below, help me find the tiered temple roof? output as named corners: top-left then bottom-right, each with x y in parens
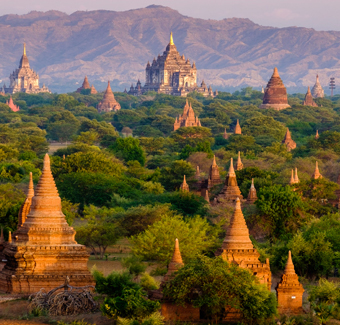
top-left (311, 75), bottom-right (324, 98)
top-left (282, 128), bottom-right (296, 151)
top-left (174, 100), bottom-right (201, 131)
top-left (97, 81), bottom-right (121, 112)
top-left (0, 154), bottom-right (94, 293)
top-left (303, 86), bottom-right (317, 107)
top-left (259, 67), bottom-right (291, 110)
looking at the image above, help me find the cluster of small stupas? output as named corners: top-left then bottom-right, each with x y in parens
top-left (76, 76), bottom-right (97, 94)
top-left (0, 154), bottom-right (94, 293)
top-left (153, 198), bottom-right (304, 321)
top-left (97, 81), bottom-right (121, 112)
top-left (290, 168), bottom-right (300, 185)
top-left (173, 99), bottom-right (201, 131)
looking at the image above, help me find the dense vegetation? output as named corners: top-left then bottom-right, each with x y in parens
top-left (2, 88), bottom-right (340, 322)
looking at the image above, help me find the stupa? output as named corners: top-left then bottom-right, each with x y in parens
top-left (76, 76), bottom-right (97, 94)
top-left (0, 154), bottom-right (94, 293)
top-left (6, 96), bottom-right (20, 112)
top-left (223, 128), bottom-right (229, 140)
top-left (294, 168), bottom-right (299, 184)
top-left (282, 128), bottom-right (296, 151)
top-left (234, 119), bottom-right (242, 134)
top-left (174, 100), bottom-right (201, 131)
top-left (312, 161), bottom-right (322, 179)
top-left (163, 238), bottom-right (184, 282)
top-left (180, 175), bottom-right (189, 192)
top-left (259, 67), bottom-right (291, 110)
top-left (218, 158), bottom-right (243, 201)
top-left (208, 155), bottom-right (221, 186)
top-left (303, 86), bottom-right (317, 107)
top-left (97, 81), bottom-right (121, 112)
top-left (204, 190), bottom-right (210, 203)
top-left (311, 75), bottom-right (324, 98)
top-left (236, 151), bottom-right (243, 171)
top-left (276, 251), bottom-right (304, 314)
top-left (195, 166), bottom-right (200, 180)
top-left (219, 198), bottom-right (272, 289)
top-left (315, 130), bottom-right (319, 139)
top-left (289, 169), bottom-right (296, 185)
top-left (247, 179), bottom-right (258, 203)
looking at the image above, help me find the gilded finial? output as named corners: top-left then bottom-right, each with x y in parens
top-left (170, 32), bottom-right (174, 45)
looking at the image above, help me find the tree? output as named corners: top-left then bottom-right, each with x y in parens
top-left (171, 127), bottom-right (214, 149)
top-left (110, 137), bottom-right (146, 166)
top-left (163, 256), bottom-right (277, 323)
top-left (225, 135), bottom-right (261, 153)
top-left (131, 214), bottom-right (218, 265)
top-left (75, 205), bottom-right (123, 258)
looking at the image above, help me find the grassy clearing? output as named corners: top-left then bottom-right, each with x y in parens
top-left (48, 142), bottom-right (69, 155)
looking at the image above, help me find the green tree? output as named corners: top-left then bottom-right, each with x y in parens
top-left (163, 256), bottom-right (277, 323)
top-left (110, 138), bottom-right (146, 166)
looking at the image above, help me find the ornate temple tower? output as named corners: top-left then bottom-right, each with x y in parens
top-left (282, 128), bottom-right (296, 151)
top-left (303, 86), bottom-right (317, 107)
top-left (97, 81), bottom-right (121, 112)
top-left (219, 198), bottom-right (272, 289)
top-left (6, 43), bottom-right (50, 94)
top-left (247, 179), bottom-right (258, 203)
top-left (174, 100), bottom-right (201, 131)
top-left (0, 154), bottom-right (94, 293)
top-left (259, 67), bottom-right (290, 110)
top-left (276, 251), bottom-right (304, 314)
top-left (311, 75), bottom-right (324, 98)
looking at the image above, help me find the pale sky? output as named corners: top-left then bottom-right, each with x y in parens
top-left (0, 0), bottom-right (339, 31)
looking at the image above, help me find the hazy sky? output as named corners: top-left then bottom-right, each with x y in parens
top-left (1, 0), bottom-right (339, 31)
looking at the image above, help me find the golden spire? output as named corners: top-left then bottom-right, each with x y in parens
top-left (212, 155), bottom-right (217, 167)
top-left (164, 238), bottom-right (184, 281)
top-left (228, 158), bottom-right (236, 177)
top-left (284, 250), bottom-right (296, 275)
top-left (273, 67), bottom-right (280, 77)
top-left (8, 231), bottom-right (12, 243)
top-left (27, 172), bottom-right (34, 199)
top-left (23, 42), bottom-right (26, 56)
top-left (170, 31), bottom-right (174, 45)
top-left (236, 151), bottom-right (243, 171)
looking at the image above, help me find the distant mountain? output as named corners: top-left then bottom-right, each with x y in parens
top-left (1, 5), bottom-right (340, 93)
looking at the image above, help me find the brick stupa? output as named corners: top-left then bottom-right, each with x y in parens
top-left (208, 155), bottom-right (221, 186)
top-left (163, 238), bottom-right (184, 282)
top-left (6, 96), bottom-right (20, 112)
top-left (174, 100), bottom-right (201, 131)
top-left (0, 154), bottom-right (94, 293)
top-left (247, 179), bottom-right (258, 203)
top-left (311, 75), bottom-right (324, 98)
top-left (236, 151), bottom-right (243, 171)
top-left (219, 198), bottom-right (272, 289)
top-left (234, 119), bottom-right (242, 134)
top-left (303, 86), bottom-right (317, 107)
top-left (294, 168), bottom-right (299, 184)
top-left (97, 81), bottom-right (121, 112)
top-left (180, 175), bottom-right (189, 192)
top-left (315, 130), bottom-right (319, 139)
top-left (282, 128), bottom-right (296, 151)
top-left (218, 158), bottom-right (243, 201)
top-left (223, 128), bottom-right (229, 139)
top-left (259, 67), bottom-right (291, 110)
top-left (276, 251), bottom-right (304, 314)
top-left (76, 76), bottom-right (97, 94)
top-left (312, 161), bottom-right (322, 179)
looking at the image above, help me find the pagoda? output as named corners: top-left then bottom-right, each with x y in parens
top-left (289, 169), bottom-right (296, 185)
top-left (6, 96), bottom-right (20, 112)
top-left (311, 75), bottom-right (324, 98)
top-left (223, 128), bottom-right (229, 140)
top-left (236, 151), bottom-right (243, 171)
top-left (247, 179), bottom-right (258, 203)
top-left (315, 130), bottom-right (319, 139)
top-left (76, 76), bottom-right (97, 94)
top-left (282, 128), bottom-right (296, 151)
top-left (0, 154), bottom-right (94, 293)
top-left (129, 33), bottom-right (213, 97)
top-left (259, 67), bottom-right (290, 110)
top-left (303, 86), bottom-right (317, 107)
top-left (208, 155), bottom-right (221, 186)
top-left (219, 198), bottom-right (272, 289)
top-left (218, 158), bottom-right (243, 201)
top-left (174, 100), bottom-right (201, 131)
top-left (234, 119), bottom-right (242, 134)
top-left (180, 175), bottom-right (189, 192)
top-left (5, 43), bottom-right (50, 94)
top-left (312, 161), bottom-right (322, 179)
top-left (163, 238), bottom-right (184, 282)
top-left (294, 168), bottom-right (299, 184)
top-left (97, 81), bottom-right (121, 112)
top-left (276, 251), bottom-right (304, 314)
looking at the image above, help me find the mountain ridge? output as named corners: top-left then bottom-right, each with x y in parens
top-left (0, 6), bottom-right (339, 93)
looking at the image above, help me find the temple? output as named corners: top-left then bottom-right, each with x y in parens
top-left (311, 75), bottom-right (324, 98)
top-left (247, 179), bottom-right (258, 203)
top-left (276, 251), bottom-right (304, 314)
top-left (312, 161), bottom-right (322, 179)
top-left (97, 81), bottom-right (121, 112)
top-left (234, 119), bottom-right (242, 134)
top-left (223, 128), bottom-right (229, 139)
top-left (282, 128), bottom-right (296, 151)
top-left (4, 43), bottom-right (50, 94)
top-left (0, 154), bottom-right (94, 293)
top-left (128, 33), bottom-right (215, 97)
top-left (6, 96), bottom-right (20, 112)
top-left (219, 198), bottom-right (272, 289)
top-left (218, 158), bottom-right (243, 201)
top-left (236, 151), bottom-right (243, 171)
top-left (303, 86), bottom-right (317, 107)
top-left (259, 67), bottom-right (290, 110)
top-left (76, 76), bottom-right (97, 94)
top-left (174, 100), bottom-right (201, 131)
top-left (315, 130), bottom-right (319, 139)
top-left (180, 175), bottom-right (189, 192)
